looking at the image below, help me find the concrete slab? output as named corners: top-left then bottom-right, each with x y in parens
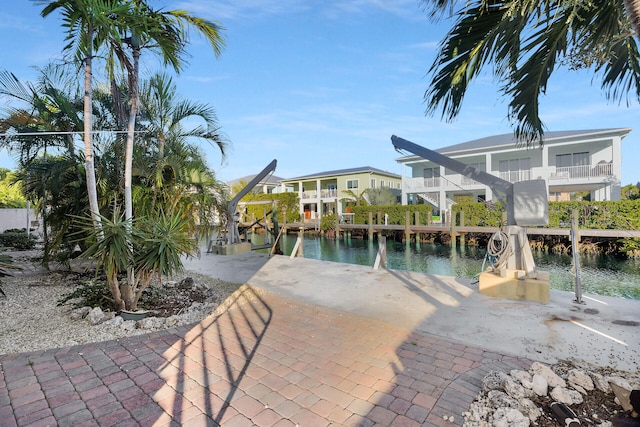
top-left (185, 251), bottom-right (640, 372)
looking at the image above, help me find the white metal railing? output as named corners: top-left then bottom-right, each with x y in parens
top-left (461, 176), bottom-right (479, 185)
top-left (498, 169), bottom-right (532, 183)
top-left (340, 213), bottom-right (354, 224)
top-left (423, 177), bottom-right (440, 188)
top-left (549, 163), bottom-right (613, 180)
top-left (301, 191), bottom-right (317, 199)
top-left (320, 189), bottom-right (338, 198)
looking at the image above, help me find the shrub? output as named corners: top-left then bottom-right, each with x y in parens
top-left (320, 213), bottom-right (337, 232)
top-left (0, 229), bottom-right (37, 250)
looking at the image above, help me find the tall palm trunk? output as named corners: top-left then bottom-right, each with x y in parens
top-left (83, 28), bottom-right (102, 232)
top-left (124, 40), bottom-right (141, 293)
top-left (124, 46), bottom-right (139, 223)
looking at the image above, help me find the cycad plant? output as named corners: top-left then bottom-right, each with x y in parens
top-left (78, 207), bottom-right (197, 312)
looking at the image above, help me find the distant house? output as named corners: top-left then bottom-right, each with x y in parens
top-left (279, 167), bottom-right (401, 221)
top-left (395, 128), bottom-right (630, 217)
top-left (226, 173), bottom-right (285, 195)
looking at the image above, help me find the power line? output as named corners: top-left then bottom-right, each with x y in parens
top-left (0, 130), bottom-right (149, 137)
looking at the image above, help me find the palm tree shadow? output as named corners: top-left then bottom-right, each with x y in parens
top-left (154, 284), bottom-right (272, 424)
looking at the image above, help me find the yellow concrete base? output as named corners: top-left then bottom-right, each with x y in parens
top-left (478, 269), bottom-right (550, 304)
top-left (209, 242), bottom-right (252, 255)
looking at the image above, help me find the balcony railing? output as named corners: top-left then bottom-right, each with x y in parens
top-left (498, 169), bottom-right (531, 183)
top-left (301, 189), bottom-right (339, 199)
top-left (549, 163), bottom-right (613, 180)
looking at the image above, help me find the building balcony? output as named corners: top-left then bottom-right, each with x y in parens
top-left (403, 162), bottom-right (616, 193)
top-left (549, 162), bottom-right (613, 181)
top-left (301, 189), bottom-right (340, 200)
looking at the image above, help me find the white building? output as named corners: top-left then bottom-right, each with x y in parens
top-left (395, 128), bottom-right (631, 216)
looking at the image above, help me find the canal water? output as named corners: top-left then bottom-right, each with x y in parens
top-left (253, 233), bottom-right (640, 300)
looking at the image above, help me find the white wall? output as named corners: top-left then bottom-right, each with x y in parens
top-left (0, 209), bottom-right (41, 234)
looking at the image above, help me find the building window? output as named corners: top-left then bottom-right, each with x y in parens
top-left (423, 167), bottom-right (440, 179)
top-left (397, 183), bottom-right (401, 189)
top-left (380, 180), bottom-right (385, 187)
top-left (557, 152), bottom-right (589, 167)
top-left (346, 179), bottom-right (359, 189)
top-left (370, 179), bottom-right (376, 188)
top-left (499, 158), bottom-right (531, 182)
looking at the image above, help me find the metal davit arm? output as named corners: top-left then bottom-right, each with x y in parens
top-left (227, 159), bottom-right (277, 245)
top-left (391, 135), bottom-right (516, 225)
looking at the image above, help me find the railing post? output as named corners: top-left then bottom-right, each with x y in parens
top-left (405, 210), bottom-right (411, 242)
top-left (290, 229), bottom-right (305, 259)
top-left (335, 198), bottom-right (340, 239)
top-left (459, 210), bottom-right (465, 247)
top-left (571, 209), bottom-right (584, 304)
top-left (373, 235), bottom-right (387, 270)
top-left (368, 212), bottom-right (374, 240)
top-left (450, 211), bottom-right (457, 248)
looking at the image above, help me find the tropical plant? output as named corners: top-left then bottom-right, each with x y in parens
top-left (365, 187), bottom-right (400, 206)
top-left (0, 169), bottom-right (26, 208)
top-left (422, 0), bottom-right (640, 143)
top-left (342, 189), bottom-right (369, 207)
top-left (621, 183), bottom-right (640, 200)
top-left (77, 207), bottom-right (198, 312)
top-left (104, 1), bottom-right (226, 228)
top-left (39, 0), bottom-right (134, 231)
top-left (0, 251), bottom-right (20, 297)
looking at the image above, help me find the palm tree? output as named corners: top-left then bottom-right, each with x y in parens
top-left (105, 1), bottom-right (226, 225)
top-left (39, 0), bottom-right (133, 231)
top-left (365, 187), bottom-right (399, 206)
top-left (422, 0), bottom-right (640, 143)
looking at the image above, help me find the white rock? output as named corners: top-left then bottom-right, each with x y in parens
top-left (519, 398), bottom-right (542, 422)
top-left (70, 306), bottom-right (91, 320)
top-left (504, 379), bottom-right (528, 400)
top-left (598, 421), bottom-right (613, 427)
top-left (608, 376), bottom-right (632, 391)
top-left (492, 407), bottom-right (530, 427)
top-left (550, 386), bottom-right (583, 405)
top-left (165, 315), bottom-right (180, 327)
top-left (104, 316), bottom-right (124, 327)
top-left (590, 371), bottom-right (611, 393)
top-left (487, 390), bottom-right (519, 409)
top-left (120, 320), bottom-right (137, 331)
top-left (572, 383), bottom-right (587, 395)
top-left (137, 317), bottom-right (165, 330)
top-left (531, 374), bottom-right (548, 396)
top-left (86, 307), bottom-right (105, 325)
top-left (530, 362), bottom-right (566, 388)
top-left (568, 369), bottom-right (594, 391)
top-left (482, 371), bottom-right (510, 392)
top-left (511, 370), bottom-right (533, 388)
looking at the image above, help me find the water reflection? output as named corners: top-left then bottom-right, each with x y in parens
top-left (268, 234), bottom-right (640, 300)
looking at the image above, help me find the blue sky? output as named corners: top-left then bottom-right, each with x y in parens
top-left (1, 0), bottom-right (640, 185)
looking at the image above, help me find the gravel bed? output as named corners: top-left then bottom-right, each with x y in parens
top-left (0, 252), bottom-right (240, 355)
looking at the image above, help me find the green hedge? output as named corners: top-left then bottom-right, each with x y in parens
top-left (352, 205), bottom-right (432, 225)
top-left (0, 229), bottom-right (37, 250)
top-left (241, 192), bottom-right (300, 223)
top-left (451, 202), bottom-right (503, 227)
top-left (451, 200), bottom-right (640, 230)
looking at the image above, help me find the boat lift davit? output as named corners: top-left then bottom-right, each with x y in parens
top-left (391, 135), bottom-right (551, 303)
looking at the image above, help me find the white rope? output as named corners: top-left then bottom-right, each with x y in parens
top-left (487, 230), bottom-right (511, 270)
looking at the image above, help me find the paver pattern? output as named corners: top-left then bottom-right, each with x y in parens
top-left (0, 285), bottom-right (532, 426)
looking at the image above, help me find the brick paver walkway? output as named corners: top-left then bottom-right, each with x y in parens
top-left (0, 285), bottom-right (532, 426)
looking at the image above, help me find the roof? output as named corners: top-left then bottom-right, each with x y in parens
top-left (227, 174), bottom-right (284, 187)
top-left (395, 128), bottom-right (632, 162)
top-left (436, 128), bottom-right (631, 155)
top-left (283, 166), bottom-right (400, 181)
